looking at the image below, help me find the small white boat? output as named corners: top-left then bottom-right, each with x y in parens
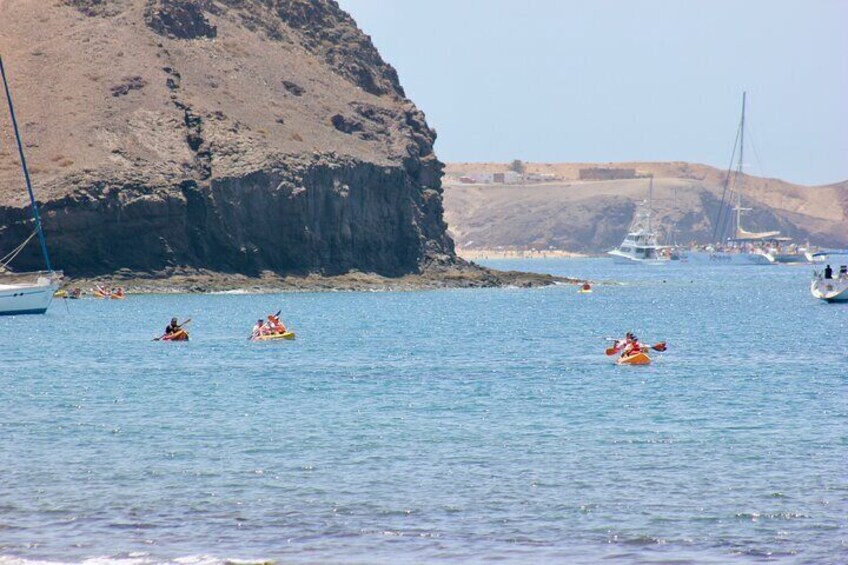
top-left (805, 249), bottom-right (846, 264)
top-left (608, 177), bottom-right (669, 265)
top-left (810, 253), bottom-right (848, 302)
top-left (0, 273), bottom-right (61, 315)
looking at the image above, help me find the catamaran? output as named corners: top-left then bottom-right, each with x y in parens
top-left (0, 56), bottom-right (61, 315)
top-left (608, 176), bottom-right (669, 265)
top-left (683, 93), bottom-right (779, 266)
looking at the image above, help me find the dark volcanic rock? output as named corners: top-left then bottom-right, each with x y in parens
top-left (282, 80), bottom-right (304, 96)
top-left (145, 0), bottom-right (218, 40)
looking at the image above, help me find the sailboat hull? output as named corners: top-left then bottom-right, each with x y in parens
top-left (681, 250), bottom-right (770, 265)
top-left (608, 250), bottom-right (668, 265)
top-left (0, 277), bottom-right (60, 315)
top-left (810, 278), bottom-right (848, 302)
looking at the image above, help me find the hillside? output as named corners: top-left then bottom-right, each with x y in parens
top-left (0, 0), bottom-right (455, 276)
top-left (443, 162), bottom-right (848, 253)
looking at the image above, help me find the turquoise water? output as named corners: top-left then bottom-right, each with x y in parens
top-left (1, 259), bottom-right (845, 564)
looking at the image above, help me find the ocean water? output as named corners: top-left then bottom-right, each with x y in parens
top-left (1, 258), bottom-right (845, 565)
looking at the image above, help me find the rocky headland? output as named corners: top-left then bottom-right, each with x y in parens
top-left (0, 1), bottom-right (568, 290)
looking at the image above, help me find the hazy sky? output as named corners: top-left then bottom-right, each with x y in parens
top-left (337, 0), bottom-right (847, 185)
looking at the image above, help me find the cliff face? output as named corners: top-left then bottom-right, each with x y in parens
top-left (0, 0), bottom-right (454, 276)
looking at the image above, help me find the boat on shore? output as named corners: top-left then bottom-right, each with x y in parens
top-left (0, 56), bottom-right (62, 315)
top-left (608, 177), bottom-right (669, 265)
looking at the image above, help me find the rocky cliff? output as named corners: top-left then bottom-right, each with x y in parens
top-left (0, 0), bottom-right (455, 276)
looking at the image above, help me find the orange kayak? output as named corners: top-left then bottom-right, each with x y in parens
top-left (161, 329), bottom-right (190, 342)
top-left (616, 351), bottom-right (651, 365)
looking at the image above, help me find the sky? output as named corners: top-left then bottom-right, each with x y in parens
top-left (337, 0), bottom-right (847, 185)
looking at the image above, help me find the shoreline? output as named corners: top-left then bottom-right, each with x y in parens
top-left (457, 249), bottom-right (590, 261)
top-left (59, 263), bottom-right (586, 295)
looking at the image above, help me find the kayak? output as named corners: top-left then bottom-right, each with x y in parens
top-left (253, 331), bottom-right (295, 342)
top-left (161, 330), bottom-right (190, 342)
top-left (578, 289), bottom-right (593, 294)
top-left (616, 351), bottom-right (651, 365)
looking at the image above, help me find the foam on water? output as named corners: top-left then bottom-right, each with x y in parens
top-left (1, 259), bottom-right (845, 564)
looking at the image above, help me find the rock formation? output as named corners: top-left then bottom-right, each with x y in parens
top-left (0, 0), bottom-right (455, 276)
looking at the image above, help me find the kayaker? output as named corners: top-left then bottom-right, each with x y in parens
top-left (252, 318), bottom-right (269, 338)
top-left (165, 318), bottom-right (181, 336)
top-left (268, 313), bottom-right (287, 334)
top-left (622, 335), bottom-right (642, 357)
top-left (582, 282), bottom-right (591, 291)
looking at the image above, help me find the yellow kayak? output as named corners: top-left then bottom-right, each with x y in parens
top-left (578, 289), bottom-right (593, 294)
top-left (253, 331), bottom-right (296, 342)
top-left (616, 351), bottom-right (651, 366)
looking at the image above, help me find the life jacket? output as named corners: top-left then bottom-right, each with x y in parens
top-left (268, 314), bottom-right (286, 333)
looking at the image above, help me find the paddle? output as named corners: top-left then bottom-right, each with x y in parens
top-left (153, 318), bottom-right (191, 341)
top-left (605, 339), bottom-right (667, 355)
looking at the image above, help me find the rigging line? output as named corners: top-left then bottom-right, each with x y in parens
top-left (746, 120), bottom-right (766, 180)
top-left (712, 122), bottom-right (742, 243)
top-left (0, 229), bottom-right (38, 268)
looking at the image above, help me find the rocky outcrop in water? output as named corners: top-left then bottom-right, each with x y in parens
top-left (0, 0), bottom-right (455, 277)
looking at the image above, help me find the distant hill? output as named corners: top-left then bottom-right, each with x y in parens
top-left (443, 162), bottom-right (848, 253)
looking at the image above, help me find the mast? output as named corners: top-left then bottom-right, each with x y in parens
top-left (647, 175), bottom-right (653, 234)
top-left (0, 56), bottom-right (53, 272)
top-left (734, 92), bottom-right (747, 236)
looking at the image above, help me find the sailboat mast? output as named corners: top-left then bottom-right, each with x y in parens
top-left (735, 91), bottom-right (746, 236)
top-left (647, 175), bottom-right (653, 234)
top-left (0, 56), bottom-right (53, 272)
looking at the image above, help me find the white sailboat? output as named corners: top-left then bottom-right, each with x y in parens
top-left (608, 177), bottom-right (669, 265)
top-left (0, 56), bottom-right (61, 315)
top-left (683, 93), bottom-right (777, 266)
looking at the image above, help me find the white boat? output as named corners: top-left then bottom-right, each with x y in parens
top-left (806, 249), bottom-right (848, 264)
top-left (0, 272), bottom-right (60, 315)
top-left (810, 253), bottom-right (848, 302)
top-left (684, 93), bottom-right (783, 266)
top-left (0, 56), bottom-right (62, 315)
top-left (608, 177), bottom-right (669, 265)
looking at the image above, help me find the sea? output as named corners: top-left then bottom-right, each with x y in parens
top-left (1, 258), bottom-right (845, 565)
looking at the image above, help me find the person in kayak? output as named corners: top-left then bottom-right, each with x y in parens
top-left (252, 318), bottom-right (268, 339)
top-left (165, 318), bottom-right (181, 336)
top-left (621, 335), bottom-right (642, 357)
top-left (267, 313), bottom-right (287, 334)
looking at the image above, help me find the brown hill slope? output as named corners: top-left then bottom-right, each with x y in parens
top-left (0, 0), bottom-right (454, 276)
top-left (444, 162), bottom-right (848, 253)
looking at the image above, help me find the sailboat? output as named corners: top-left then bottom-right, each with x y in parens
top-left (684, 93), bottom-right (777, 265)
top-left (608, 176), bottom-right (669, 265)
top-left (0, 56), bottom-right (62, 315)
